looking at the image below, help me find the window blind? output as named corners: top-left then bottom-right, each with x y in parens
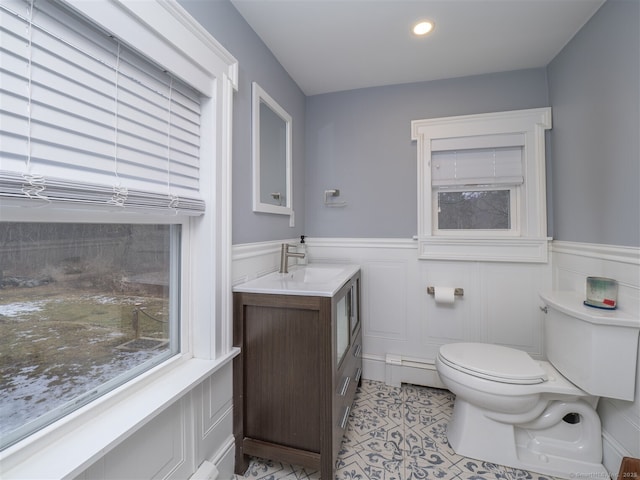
top-left (0, 0), bottom-right (204, 214)
top-left (431, 147), bottom-right (524, 187)
top-left (430, 132), bottom-right (525, 152)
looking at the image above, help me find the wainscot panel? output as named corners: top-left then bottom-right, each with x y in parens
top-left (551, 241), bottom-right (640, 476)
top-left (232, 239), bottom-right (638, 477)
top-left (73, 361), bottom-right (235, 480)
top-left (233, 238), bottom-right (551, 388)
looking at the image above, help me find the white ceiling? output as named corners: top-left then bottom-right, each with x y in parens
top-left (231, 0), bottom-right (605, 96)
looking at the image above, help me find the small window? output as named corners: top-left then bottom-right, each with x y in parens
top-left (431, 146), bottom-right (521, 235)
top-left (0, 222), bottom-right (180, 449)
top-left (411, 108), bottom-right (552, 262)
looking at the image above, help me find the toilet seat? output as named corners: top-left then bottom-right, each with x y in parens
top-left (438, 343), bottom-right (548, 385)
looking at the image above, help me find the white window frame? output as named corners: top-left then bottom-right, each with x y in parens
top-left (0, 2), bottom-right (238, 478)
top-left (411, 108), bottom-right (552, 263)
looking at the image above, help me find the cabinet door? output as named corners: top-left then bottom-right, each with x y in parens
top-left (242, 303), bottom-right (324, 453)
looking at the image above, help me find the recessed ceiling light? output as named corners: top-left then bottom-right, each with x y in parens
top-left (413, 20), bottom-right (435, 36)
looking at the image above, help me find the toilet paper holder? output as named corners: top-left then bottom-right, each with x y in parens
top-left (427, 286), bottom-right (464, 296)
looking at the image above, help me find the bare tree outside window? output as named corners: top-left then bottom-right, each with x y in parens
top-left (437, 190), bottom-right (511, 230)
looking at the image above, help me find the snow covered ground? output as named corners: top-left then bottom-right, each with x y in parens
top-left (0, 288), bottom-right (170, 444)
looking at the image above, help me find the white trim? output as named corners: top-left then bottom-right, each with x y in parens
top-left (602, 430), bottom-right (635, 478)
top-left (411, 108), bottom-right (552, 262)
top-left (383, 354), bottom-right (446, 389)
top-left (232, 238), bottom-right (417, 258)
top-left (64, 0), bottom-right (238, 94)
top-left (217, 72), bottom-right (236, 355)
top-left (0, 351), bottom-right (239, 480)
top-left (551, 241), bottom-right (640, 265)
top-left (232, 239), bottom-right (287, 261)
top-left (231, 239), bottom-right (299, 289)
top-left (189, 460), bottom-right (218, 480)
top-left (308, 237), bottom-right (418, 250)
top-left (251, 82), bottom-right (294, 218)
top-left (420, 237), bottom-right (551, 263)
top-left (208, 435), bottom-right (236, 472)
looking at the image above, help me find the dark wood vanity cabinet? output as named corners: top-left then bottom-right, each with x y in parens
top-left (233, 270), bottom-right (361, 479)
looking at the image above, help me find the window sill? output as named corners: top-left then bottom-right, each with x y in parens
top-left (0, 348), bottom-right (240, 480)
top-left (418, 236), bottom-right (551, 263)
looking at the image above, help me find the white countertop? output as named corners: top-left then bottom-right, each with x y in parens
top-left (233, 263), bottom-right (360, 297)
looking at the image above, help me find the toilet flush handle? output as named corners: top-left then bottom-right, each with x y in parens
top-left (539, 305), bottom-right (548, 314)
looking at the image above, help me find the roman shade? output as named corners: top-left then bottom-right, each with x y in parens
top-left (431, 147), bottom-right (524, 187)
top-left (430, 133), bottom-right (525, 187)
top-left (0, 0), bottom-right (204, 214)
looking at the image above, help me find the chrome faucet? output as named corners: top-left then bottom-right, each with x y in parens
top-left (279, 243), bottom-right (305, 274)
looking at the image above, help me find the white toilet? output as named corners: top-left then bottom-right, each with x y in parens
top-left (435, 291), bottom-right (640, 479)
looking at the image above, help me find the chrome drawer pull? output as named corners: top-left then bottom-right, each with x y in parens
top-left (339, 376), bottom-right (350, 396)
top-left (339, 406), bottom-right (351, 429)
top-left (354, 367), bottom-right (362, 383)
top-left (353, 343), bottom-right (362, 358)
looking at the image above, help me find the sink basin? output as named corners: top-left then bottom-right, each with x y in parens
top-left (233, 264), bottom-right (360, 297)
top-left (289, 266), bottom-right (345, 284)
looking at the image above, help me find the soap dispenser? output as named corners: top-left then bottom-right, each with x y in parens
top-left (298, 235), bottom-right (307, 265)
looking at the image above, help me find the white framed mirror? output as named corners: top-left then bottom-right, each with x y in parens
top-left (252, 82), bottom-right (293, 217)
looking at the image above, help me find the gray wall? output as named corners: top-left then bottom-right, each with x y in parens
top-left (304, 69), bottom-right (550, 238)
top-left (180, 0), bottom-right (638, 248)
top-left (178, 0), bottom-right (306, 244)
top-left (547, 0), bottom-right (639, 248)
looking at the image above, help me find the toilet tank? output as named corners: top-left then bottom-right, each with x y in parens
top-left (540, 291), bottom-right (640, 401)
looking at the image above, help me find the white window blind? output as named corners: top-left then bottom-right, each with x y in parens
top-left (431, 146), bottom-right (524, 187)
top-left (430, 132), bottom-right (525, 152)
top-left (0, 0), bottom-right (204, 214)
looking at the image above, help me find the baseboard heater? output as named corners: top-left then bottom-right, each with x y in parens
top-left (384, 353), bottom-right (446, 389)
top-left (189, 461), bottom-right (219, 480)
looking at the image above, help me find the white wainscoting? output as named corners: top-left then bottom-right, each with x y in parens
top-left (232, 238), bottom-right (639, 476)
top-left (231, 239), bottom-right (297, 286)
top-left (232, 237), bottom-right (551, 388)
top-left (551, 241), bottom-right (640, 475)
top-left (74, 362), bottom-right (235, 480)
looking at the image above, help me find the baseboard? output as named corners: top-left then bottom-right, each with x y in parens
top-left (362, 353), bottom-right (446, 390)
top-left (602, 430), bottom-right (636, 478)
top-left (189, 461), bottom-right (218, 480)
top-left (209, 435), bottom-right (236, 480)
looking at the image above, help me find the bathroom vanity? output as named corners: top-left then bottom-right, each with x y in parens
top-left (232, 264), bottom-right (362, 479)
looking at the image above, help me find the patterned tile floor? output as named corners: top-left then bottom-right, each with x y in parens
top-left (237, 379), bottom-right (559, 480)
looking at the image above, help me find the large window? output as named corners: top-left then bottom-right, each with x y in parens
top-left (0, 222), bottom-right (180, 449)
top-left (0, 0), bottom-right (235, 476)
top-left (0, 0), bottom-right (208, 453)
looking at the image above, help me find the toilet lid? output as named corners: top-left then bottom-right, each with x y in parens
top-left (438, 343), bottom-right (548, 385)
